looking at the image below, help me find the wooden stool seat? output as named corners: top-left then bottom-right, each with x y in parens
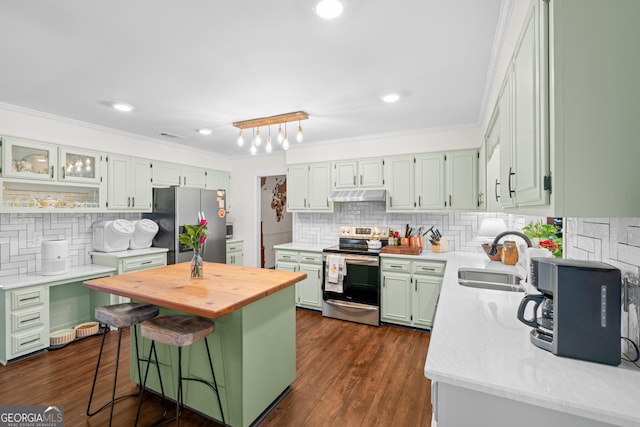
top-left (141, 315), bottom-right (215, 347)
top-left (95, 303), bottom-right (159, 328)
top-left (136, 315), bottom-right (225, 426)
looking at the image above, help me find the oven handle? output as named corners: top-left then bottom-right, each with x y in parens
top-left (324, 299), bottom-right (378, 311)
top-left (343, 257), bottom-right (379, 267)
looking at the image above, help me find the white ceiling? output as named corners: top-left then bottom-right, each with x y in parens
top-left (0, 0), bottom-right (506, 158)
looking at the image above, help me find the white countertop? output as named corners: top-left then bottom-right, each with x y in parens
top-left (273, 242), bottom-right (328, 252)
top-left (89, 247), bottom-right (168, 258)
top-left (0, 264), bottom-right (117, 290)
top-left (226, 238), bottom-right (243, 244)
top-left (424, 252), bottom-right (640, 427)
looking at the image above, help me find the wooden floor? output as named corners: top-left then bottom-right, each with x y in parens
top-left (0, 309), bottom-right (432, 426)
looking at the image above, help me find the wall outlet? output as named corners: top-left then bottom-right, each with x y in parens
top-left (33, 232), bottom-right (42, 246)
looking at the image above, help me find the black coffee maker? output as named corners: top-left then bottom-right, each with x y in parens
top-left (517, 258), bottom-right (621, 365)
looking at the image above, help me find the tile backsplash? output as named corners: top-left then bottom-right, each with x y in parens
top-left (565, 218), bottom-right (640, 357)
top-left (0, 212), bottom-right (140, 277)
top-left (293, 201), bottom-right (538, 252)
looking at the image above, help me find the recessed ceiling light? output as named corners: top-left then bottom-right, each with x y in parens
top-left (198, 128), bottom-right (213, 135)
top-left (112, 102), bottom-right (134, 112)
top-left (382, 93), bottom-right (400, 103)
top-left (314, 0), bottom-right (344, 19)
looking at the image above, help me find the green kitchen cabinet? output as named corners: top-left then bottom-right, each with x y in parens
top-left (0, 272), bottom-right (114, 365)
top-left (286, 162), bottom-right (333, 212)
top-left (445, 149), bottom-right (479, 210)
top-left (415, 152), bottom-right (446, 210)
top-left (497, 0), bottom-right (548, 210)
top-left (180, 165), bottom-right (207, 188)
top-left (386, 150), bottom-right (478, 212)
top-left (381, 257), bottom-right (445, 329)
top-left (91, 249), bottom-right (167, 304)
top-left (275, 249), bottom-right (323, 311)
top-left (381, 270), bottom-right (412, 326)
top-left (226, 240), bottom-right (244, 265)
top-left (385, 155), bottom-right (415, 211)
top-left (107, 154), bottom-right (152, 211)
top-left (485, 0), bottom-right (640, 216)
top-left (1, 137), bottom-right (57, 182)
top-left (332, 157), bottom-right (384, 189)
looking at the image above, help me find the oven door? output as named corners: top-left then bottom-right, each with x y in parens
top-left (323, 254), bottom-right (379, 306)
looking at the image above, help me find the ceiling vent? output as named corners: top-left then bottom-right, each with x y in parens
top-left (159, 132), bottom-right (185, 139)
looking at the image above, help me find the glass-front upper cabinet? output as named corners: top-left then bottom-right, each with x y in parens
top-left (58, 147), bottom-right (102, 184)
top-left (1, 136), bottom-right (56, 181)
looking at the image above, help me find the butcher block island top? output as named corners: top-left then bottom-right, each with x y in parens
top-left (83, 261), bottom-right (307, 318)
top-left (84, 262), bottom-right (307, 427)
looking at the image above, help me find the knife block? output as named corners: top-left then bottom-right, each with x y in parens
top-left (431, 238), bottom-right (450, 253)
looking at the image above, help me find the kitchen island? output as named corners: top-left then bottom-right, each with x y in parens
top-left (84, 261), bottom-right (307, 427)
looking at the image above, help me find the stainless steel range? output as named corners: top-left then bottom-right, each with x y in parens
top-left (322, 226), bottom-right (389, 326)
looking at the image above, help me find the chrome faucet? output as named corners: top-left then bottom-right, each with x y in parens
top-left (488, 231), bottom-right (533, 256)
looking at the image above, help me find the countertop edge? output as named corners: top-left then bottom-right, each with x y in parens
top-left (0, 265), bottom-right (117, 290)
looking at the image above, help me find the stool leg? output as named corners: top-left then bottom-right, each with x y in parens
top-left (204, 337), bottom-right (225, 425)
top-left (86, 325), bottom-right (108, 416)
top-left (107, 328), bottom-right (124, 427)
top-left (135, 341), bottom-right (154, 426)
top-left (133, 324), bottom-right (143, 385)
top-left (177, 346), bottom-right (183, 427)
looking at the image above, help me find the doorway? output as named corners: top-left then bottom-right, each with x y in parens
top-left (260, 175), bottom-right (292, 268)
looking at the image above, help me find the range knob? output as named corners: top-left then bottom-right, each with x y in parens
top-left (342, 226), bottom-right (350, 236)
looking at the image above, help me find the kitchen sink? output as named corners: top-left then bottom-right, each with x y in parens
top-left (457, 268), bottom-right (524, 292)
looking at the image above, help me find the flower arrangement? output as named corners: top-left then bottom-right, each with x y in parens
top-left (178, 219), bottom-right (208, 278)
top-left (522, 220), bottom-right (562, 258)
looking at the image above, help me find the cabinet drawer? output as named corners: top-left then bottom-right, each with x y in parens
top-left (11, 287), bottom-right (45, 310)
top-left (298, 252), bottom-right (322, 265)
top-left (381, 258), bottom-right (411, 273)
top-left (276, 251), bottom-right (299, 263)
top-left (227, 243), bottom-right (243, 253)
top-left (121, 253), bottom-right (166, 273)
top-left (413, 260), bottom-right (446, 276)
top-left (12, 328), bottom-right (47, 356)
top-left (12, 309), bottom-right (45, 332)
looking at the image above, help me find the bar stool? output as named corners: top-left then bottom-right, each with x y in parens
top-left (135, 315), bottom-right (225, 426)
top-left (86, 302), bottom-right (161, 427)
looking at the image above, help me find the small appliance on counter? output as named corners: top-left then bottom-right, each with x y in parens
top-left (129, 219), bottom-right (159, 249)
top-left (92, 219), bottom-right (135, 252)
top-left (517, 258), bottom-right (621, 365)
top-left (41, 239), bottom-right (69, 275)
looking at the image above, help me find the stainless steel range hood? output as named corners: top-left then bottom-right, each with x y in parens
top-left (327, 189), bottom-right (387, 202)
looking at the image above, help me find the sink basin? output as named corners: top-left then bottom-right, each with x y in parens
top-left (457, 268), bottom-right (524, 292)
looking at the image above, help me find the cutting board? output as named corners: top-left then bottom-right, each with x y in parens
top-left (380, 246), bottom-right (423, 255)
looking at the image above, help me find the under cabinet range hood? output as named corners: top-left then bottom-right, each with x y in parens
top-left (327, 189), bottom-right (387, 202)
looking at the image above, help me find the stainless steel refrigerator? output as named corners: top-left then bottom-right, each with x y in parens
top-left (143, 187), bottom-right (226, 264)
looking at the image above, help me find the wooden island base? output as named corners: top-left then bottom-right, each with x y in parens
top-left (84, 262), bottom-right (306, 427)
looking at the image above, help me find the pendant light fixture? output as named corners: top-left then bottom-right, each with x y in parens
top-left (232, 111), bottom-right (308, 155)
top-left (266, 126), bottom-right (273, 153)
top-left (237, 129), bottom-right (244, 147)
top-left (255, 127), bottom-right (262, 147)
top-left (283, 122), bottom-right (290, 150)
top-left (296, 120), bottom-right (304, 143)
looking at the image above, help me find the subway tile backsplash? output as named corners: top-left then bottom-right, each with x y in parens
top-left (0, 212), bottom-right (139, 277)
top-left (565, 218), bottom-right (640, 358)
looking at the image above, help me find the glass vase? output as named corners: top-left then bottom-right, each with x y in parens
top-left (190, 249), bottom-right (204, 279)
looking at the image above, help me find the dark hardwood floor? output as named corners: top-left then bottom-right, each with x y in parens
top-left (0, 310), bottom-right (432, 426)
